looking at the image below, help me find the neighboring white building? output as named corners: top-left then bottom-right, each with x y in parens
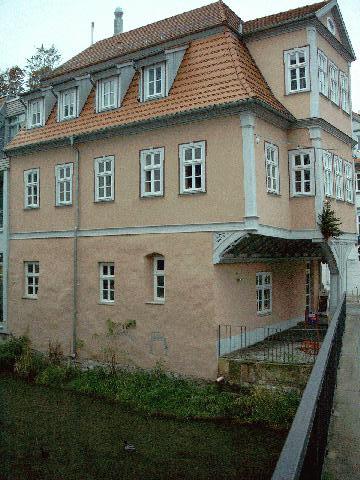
top-left (344, 112), bottom-right (360, 295)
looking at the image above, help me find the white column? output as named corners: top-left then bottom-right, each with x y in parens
top-left (329, 272), bottom-right (339, 316)
top-left (309, 126), bottom-right (324, 222)
top-left (240, 112), bottom-right (258, 230)
top-left (307, 26), bottom-right (319, 118)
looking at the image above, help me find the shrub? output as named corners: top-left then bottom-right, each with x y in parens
top-left (0, 336), bottom-right (29, 372)
top-left (14, 343), bottom-right (48, 380)
top-left (36, 364), bottom-right (78, 387)
top-left (235, 386), bottom-right (300, 429)
top-left (48, 341), bottom-right (63, 365)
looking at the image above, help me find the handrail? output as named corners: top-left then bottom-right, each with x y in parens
top-left (271, 293), bottom-right (346, 480)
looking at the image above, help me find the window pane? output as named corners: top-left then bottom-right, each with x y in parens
top-left (157, 259), bottom-right (164, 270)
top-left (184, 148), bottom-right (193, 161)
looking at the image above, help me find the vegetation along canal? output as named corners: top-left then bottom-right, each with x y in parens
top-left (0, 374), bottom-right (286, 480)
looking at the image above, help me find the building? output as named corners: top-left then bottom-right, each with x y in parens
top-left (0, 96), bottom-right (25, 328)
top-left (3, 0), bottom-right (357, 378)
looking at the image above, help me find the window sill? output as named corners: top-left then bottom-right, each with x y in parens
top-left (59, 116), bottom-right (77, 122)
top-left (179, 190), bottom-right (206, 196)
top-left (22, 296), bottom-right (38, 300)
top-left (98, 105), bottom-right (118, 113)
top-left (94, 199), bottom-right (115, 204)
top-left (28, 124), bottom-right (43, 130)
top-left (99, 301), bottom-right (115, 305)
top-left (257, 312), bottom-right (272, 317)
top-left (140, 193), bottom-right (164, 199)
top-left (55, 203), bottom-right (73, 208)
top-left (143, 94), bottom-right (165, 102)
top-left (290, 193), bottom-right (314, 198)
top-left (146, 301), bottom-right (165, 305)
top-left (24, 206), bottom-right (40, 210)
top-left (285, 88), bottom-right (310, 96)
top-left (267, 191), bottom-right (281, 197)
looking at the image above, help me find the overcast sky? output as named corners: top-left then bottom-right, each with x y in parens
top-left (0, 0), bottom-right (359, 111)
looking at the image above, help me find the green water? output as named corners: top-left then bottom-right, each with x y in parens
top-left (0, 375), bottom-right (285, 480)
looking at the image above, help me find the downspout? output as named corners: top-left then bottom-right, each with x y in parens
top-left (70, 136), bottom-right (79, 357)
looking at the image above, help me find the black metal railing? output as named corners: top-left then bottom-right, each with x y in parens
top-left (271, 294), bottom-right (346, 480)
top-left (218, 323), bottom-right (327, 364)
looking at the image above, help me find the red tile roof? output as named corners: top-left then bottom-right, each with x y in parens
top-left (47, 1), bottom-right (242, 80)
top-left (243, 1), bottom-right (328, 34)
top-left (8, 31), bottom-right (291, 150)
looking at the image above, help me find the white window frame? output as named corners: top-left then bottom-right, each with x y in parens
top-left (179, 141), bottom-right (206, 194)
top-left (97, 76), bottom-right (119, 112)
top-left (284, 47), bottom-right (310, 94)
top-left (339, 72), bottom-right (350, 114)
top-left (289, 149), bottom-right (315, 197)
top-left (144, 63), bottom-right (165, 100)
top-left (140, 147), bottom-right (164, 197)
top-left (327, 17), bottom-right (336, 35)
top-left (323, 150), bottom-right (334, 197)
top-left (153, 255), bottom-right (165, 302)
top-left (28, 99), bottom-right (44, 128)
top-left (318, 50), bottom-right (328, 97)
top-left (8, 113), bottom-right (25, 141)
top-left (99, 263), bottom-right (115, 304)
top-left (265, 142), bottom-right (280, 194)
top-left (356, 171), bottom-right (360, 193)
top-left (329, 61), bottom-right (339, 105)
top-left (344, 160), bottom-right (354, 203)
top-left (55, 163), bottom-right (73, 206)
top-left (94, 156), bottom-right (114, 202)
top-left (334, 156), bottom-right (344, 200)
top-left (59, 88), bottom-right (77, 121)
top-left (24, 168), bottom-right (40, 208)
top-left (24, 261), bottom-right (39, 299)
top-left (256, 272), bottom-right (272, 315)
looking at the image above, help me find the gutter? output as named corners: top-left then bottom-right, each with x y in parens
top-left (5, 98), bottom-right (295, 156)
top-left (70, 136), bottom-right (79, 358)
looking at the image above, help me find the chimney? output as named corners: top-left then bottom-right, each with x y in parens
top-left (114, 7), bottom-right (123, 35)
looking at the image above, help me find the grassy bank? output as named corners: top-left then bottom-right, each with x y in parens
top-left (0, 336), bottom-right (300, 429)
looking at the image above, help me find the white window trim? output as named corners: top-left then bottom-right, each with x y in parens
top-left (265, 142), bottom-right (280, 194)
top-left (24, 168), bottom-right (40, 209)
top-left (143, 63), bottom-right (166, 101)
top-left (256, 272), bottom-right (272, 315)
top-left (179, 140), bottom-right (206, 194)
top-left (140, 147), bottom-right (164, 197)
top-left (329, 61), bottom-right (339, 106)
top-left (27, 98), bottom-right (44, 128)
top-left (59, 88), bottom-right (78, 121)
top-left (356, 171), bottom-right (360, 193)
top-left (55, 163), bottom-right (73, 206)
top-left (284, 46), bottom-right (310, 95)
top-left (323, 150), bottom-right (334, 197)
top-left (339, 71), bottom-right (350, 114)
top-left (94, 156), bottom-right (115, 202)
top-left (344, 160), bottom-right (354, 203)
top-left (153, 255), bottom-right (165, 303)
top-left (24, 261), bottom-right (39, 299)
top-left (289, 149), bottom-right (315, 197)
top-left (334, 156), bottom-right (344, 200)
top-left (97, 76), bottom-right (120, 112)
top-left (318, 50), bottom-right (328, 97)
top-left (99, 262), bottom-right (115, 304)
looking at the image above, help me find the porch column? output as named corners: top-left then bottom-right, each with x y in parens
top-left (240, 112), bottom-right (258, 230)
top-left (329, 272), bottom-right (340, 316)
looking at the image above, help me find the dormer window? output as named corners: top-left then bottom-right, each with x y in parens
top-left (284, 47), bottom-right (310, 95)
top-left (59, 88), bottom-right (77, 121)
top-left (98, 76), bottom-right (119, 111)
top-left (144, 63), bottom-right (165, 100)
top-left (29, 99), bottom-right (44, 127)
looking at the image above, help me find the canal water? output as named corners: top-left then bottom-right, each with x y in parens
top-left (0, 375), bottom-right (285, 479)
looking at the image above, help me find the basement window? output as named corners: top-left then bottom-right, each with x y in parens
top-left (24, 261), bottom-right (39, 299)
top-left (256, 272), bottom-right (272, 315)
top-left (99, 263), bottom-right (115, 303)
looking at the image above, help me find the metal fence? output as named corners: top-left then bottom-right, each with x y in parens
top-left (271, 294), bottom-right (346, 480)
top-left (218, 324), bottom-right (327, 364)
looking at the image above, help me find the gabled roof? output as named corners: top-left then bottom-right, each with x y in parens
top-left (46, 1), bottom-right (242, 81)
top-left (7, 31), bottom-right (291, 151)
top-left (243, 1), bottom-right (328, 33)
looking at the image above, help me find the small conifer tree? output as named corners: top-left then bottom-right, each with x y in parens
top-left (318, 200), bottom-right (342, 240)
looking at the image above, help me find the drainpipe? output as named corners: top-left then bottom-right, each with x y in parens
top-left (70, 136), bottom-right (79, 357)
